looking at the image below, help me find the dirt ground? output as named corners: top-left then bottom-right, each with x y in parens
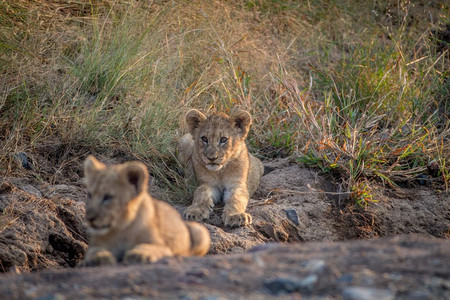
top-left (1, 235), bottom-right (449, 299)
top-left (0, 159), bottom-right (449, 298)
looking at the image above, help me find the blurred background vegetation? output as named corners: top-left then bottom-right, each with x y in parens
top-left (0, 0), bottom-right (448, 205)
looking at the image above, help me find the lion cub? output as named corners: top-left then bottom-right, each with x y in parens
top-left (178, 109), bottom-right (264, 227)
top-left (80, 156), bottom-right (210, 266)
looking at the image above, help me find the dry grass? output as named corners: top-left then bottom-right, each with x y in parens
top-left (0, 0), bottom-right (448, 205)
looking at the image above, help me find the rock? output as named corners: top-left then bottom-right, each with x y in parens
top-left (342, 287), bottom-right (395, 300)
top-left (19, 185), bottom-right (42, 198)
top-left (283, 209), bottom-right (300, 225)
top-left (14, 152), bottom-right (32, 170)
top-left (0, 184), bottom-right (87, 273)
top-left (417, 174), bottom-right (429, 185)
top-left (264, 275), bottom-right (318, 295)
top-left (336, 274), bottom-right (354, 285)
top-left (264, 277), bottom-right (300, 294)
top-left (35, 293), bottom-right (66, 300)
top-left (186, 268), bottom-right (210, 278)
top-left (406, 290), bottom-right (434, 300)
top-left (0, 235), bottom-right (448, 299)
top-left (301, 259), bottom-right (326, 273)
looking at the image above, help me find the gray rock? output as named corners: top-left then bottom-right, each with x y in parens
top-left (36, 293), bottom-right (66, 300)
top-left (20, 184), bottom-right (43, 198)
top-left (336, 274), bottom-right (354, 285)
top-left (406, 290), bottom-right (433, 300)
top-left (264, 275), bottom-right (318, 295)
top-left (283, 209), bottom-right (300, 225)
top-left (342, 287), bottom-right (394, 300)
top-left (14, 152), bottom-right (32, 170)
top-left (301, 259), bottom-right (326, 273)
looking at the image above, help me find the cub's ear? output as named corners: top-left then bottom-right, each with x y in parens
top-left (84, 155), bottom-right (106, 181)
top-left (231, 110), bottom-right (252, 138)
top-left (185, 109), bottom-right (207, 134)
top-left (120, 161), bottom-right (149, 196)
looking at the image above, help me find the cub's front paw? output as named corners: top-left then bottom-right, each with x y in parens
top-left (184, 205), bottom-right (212, 222)
top-left (124, 250), bottom-right (159, 263)
top-left (223, 212), bottom-right (252, 227)
top-left (123, 246), bottom-right (172, 264)
top-left (79, 250), bottom-right (116, 267)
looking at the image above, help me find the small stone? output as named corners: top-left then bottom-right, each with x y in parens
top-left (264, 278), bottom-right (299, 294)
top-left (186, 268), bottom-right (209, 278)
top-left (264, 275), bottom-right (318, 295)
top-left (14, 152), bottom-right (32, 170)
top-left (20, 185), bottom-right (43, 198)
top-left (336, 274), bottom-right (353, 285)
top-left (36, 293), bottom-right (66, 300)
top-left (299, 274), bottom-right (318, 290)
top-left (253, 254), bottom-right (265, 267)
top-left (283, 209), bottom-right (300, 225)
top-left (406, 290), bottom-right (433, 300)
top-left (200, 296), bottom-right (226, 300)
top-left (417, 174), bottom-right (428, 186)
top-left (342, 287), bottom-right (394, 300)
top-left (301, 259), bottom-right (326, 273)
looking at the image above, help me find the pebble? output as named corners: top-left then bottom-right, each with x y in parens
top-left (186, 268), bottom-right (209, 278)
top-left (336, 274), bottom-right (353, 285)
top-left (36, 293), bottom-right (66, 300)
top-left (417, 174), bottom-right (428, 185)
top-left (283, 209), bottom-right (300, 225)
top-left (301, 259), bottom-right (326, 273)
top-left (342, 287), bottom-right (394, 300)
top-left (264, 275), bottom-right (318, 295)
top-left (200, 296), bottom-right (227, 300)
top-left (20, 184), bottom-right (43, 198)
top-left (406, 290), bottom-right (433, 300)
top-left (15, 152), bottom-right (32, 170)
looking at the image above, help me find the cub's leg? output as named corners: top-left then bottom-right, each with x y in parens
top-left (177, 134), bottom-right (195, 180)
top-left (222, 186), bottom-right (252, 227)
top-left (177, 133), bottom-right (194, 166)
top-left (184, 184), bottom-right (217, 221)
top-left (123, 244), bottom-right (173, 263)
top-left (80, 247), bottom-right (116, 267)
top-left (185, 221), bottom-right (211, 256)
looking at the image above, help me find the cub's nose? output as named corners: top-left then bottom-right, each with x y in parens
top-left (208, 156), bottom-right (218, 162)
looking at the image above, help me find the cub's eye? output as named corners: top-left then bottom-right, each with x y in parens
top-left (219, 137), bottom-right (228, 144)
top-left (201, 136), bottom-right (208, 143)
top-left (102, 194), bottom-right (113, 205)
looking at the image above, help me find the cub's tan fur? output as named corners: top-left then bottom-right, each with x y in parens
top-left (178, 109), bottom-right (264, 227)
top-left (80, 156), bottom-right (210, 266)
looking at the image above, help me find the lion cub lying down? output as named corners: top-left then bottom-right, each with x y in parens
top-left (178, 109), bottom-right (264, 227)
top-left (80, 156), bottom-right (210, 266)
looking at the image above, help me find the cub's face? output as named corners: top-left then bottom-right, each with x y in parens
top-left (83, 156), bottom-right (148, 236)
top-left (186, 110), bottom-right (252, 171)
